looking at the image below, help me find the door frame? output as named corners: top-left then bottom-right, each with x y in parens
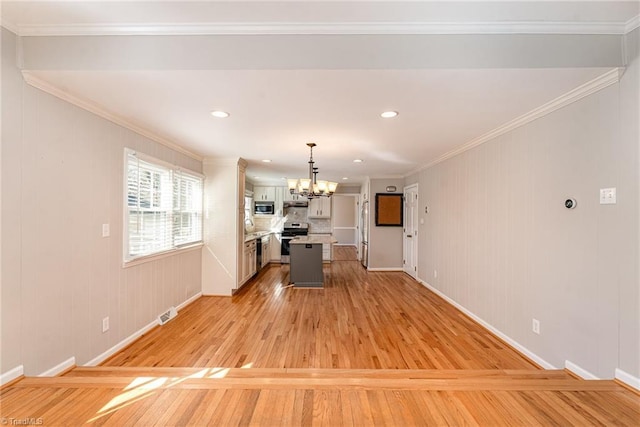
top-left (330, 193), bottom-right (360, 248)
top-left (403, 184), bottom-right (419, 279)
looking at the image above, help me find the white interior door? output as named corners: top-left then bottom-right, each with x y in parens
top-left (403, 184), bottom-right (419, 278)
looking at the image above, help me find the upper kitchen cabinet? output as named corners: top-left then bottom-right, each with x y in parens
top-left (283, 190), bottom-right (307, 202)
top-left (308, 197), bottom-right (331, 218)
top-left (254, 186), bottom-right (276, 201)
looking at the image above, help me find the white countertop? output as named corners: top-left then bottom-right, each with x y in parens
top-left (290, 235), bottom-right (338, 245)
top-left (244, 230), bottom-right (278, 242)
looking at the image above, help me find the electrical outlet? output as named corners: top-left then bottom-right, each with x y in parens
top-left (434, 270), bottom-right (438, 278)
top-left (532, 319), bottom-right (540, 335)
top-left (102, 317), bottom-right (109, 333)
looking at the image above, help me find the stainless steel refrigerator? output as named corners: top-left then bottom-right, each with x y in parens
top-left (360, 200), bottom-right (369, 268)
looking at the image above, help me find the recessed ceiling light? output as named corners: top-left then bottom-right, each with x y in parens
top-left (342, 177), bottom-right (349, 180)
top-left (211, 110), bottom-right (230, 118)
top-left (380, 111), bottom-right (398, 118)
top-left (253, 176), bottom-right (260, 179)
top-left (353, 159), bottom-right (363, 163)
top-left (261, 159), bottom-right (272, 163)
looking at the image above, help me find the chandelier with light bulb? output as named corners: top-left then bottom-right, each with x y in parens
top-left (287, 143), bottom-right (338, 199)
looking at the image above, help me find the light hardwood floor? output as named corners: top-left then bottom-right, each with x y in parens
top-left (2, 252), bottom-right (639, 425)
top-left (333, 246), bottom-right (359, 261)
top-left (104, 249), bottom-right (536, 370)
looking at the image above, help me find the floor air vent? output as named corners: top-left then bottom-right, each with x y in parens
top-left (158, 306), bottom-right (178, 325)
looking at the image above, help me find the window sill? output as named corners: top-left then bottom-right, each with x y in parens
top-left (123, 242), bottom-right (203, 268)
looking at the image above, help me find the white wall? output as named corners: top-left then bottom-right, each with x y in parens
top-left (2, 27), bottom-right (24, 377)
top-left (332, 194), bottom-right (358, 245)
top-left (618, 27), bottom-right (640, 381)
top-left (201, 159), bottom-right (243, 296)
top-left (368, 178), bottom-right (405, 269)
top-left (1, 28), bottom-right (202, 378)
top-left (415, 33), bottom-right (639, 379)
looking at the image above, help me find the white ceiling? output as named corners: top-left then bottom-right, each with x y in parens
top-left (3, 1), bottom-right (639, 185)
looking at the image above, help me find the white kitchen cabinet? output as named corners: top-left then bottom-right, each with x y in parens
top-left (260, 235), bottom-right (270, 269)
top-left (308, 197), bottom-right (331, 218)
top-left (254, 186), bottom-right (276, 201)
top-left (270, 233), bottom-right (281, 262)
top-left (242, 239), bottom-right (257, 284)
top-left (283, 190), bottom-right (306, 202)
top-left (274, 187), bottom-right (284, 216)
top-left (308, 234), bottom-right (333, 262)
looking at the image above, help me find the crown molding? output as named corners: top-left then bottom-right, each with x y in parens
top-left (203, 157), bottom-right (245, 167)
top-left (21, 71), bottom-right (203, 162)
top-left (625, 15), bottom-right (640, 33)
top-left (1, 21), bottom-right (19, 35)
top-left (406, 67), bottom-right (624, 176)
top-left (5, 20), bottom-right (634, 37)
top-left (370, 175), bottom-right (405, 180)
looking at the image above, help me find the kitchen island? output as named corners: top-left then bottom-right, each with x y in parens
top-left (289, 235), bottom-right (338, 288)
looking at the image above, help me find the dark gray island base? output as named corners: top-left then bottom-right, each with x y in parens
top-left (289, 235), bottom-right (338, 288)
top-left (289, 242), bottom-right (324, 287)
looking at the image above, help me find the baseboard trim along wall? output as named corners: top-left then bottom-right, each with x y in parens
top-left (367, 267), bottom-right (404, 272)
top-left (418, 279), bottom-right (556, 370)
top-left (85, 292), bottom-right (203, 367)
top-left (615, 368), bottom-right (640, 391)
top-left (565, 360), bottom-right (599, 380)
top-left (39, 357), bottom-right (76, 377)
top-left (1, 365), bottom-right (24, 386)
top-left (84, 319), bottom-right (158, 367)
top-left (177, 292), bottom-right (202, 311)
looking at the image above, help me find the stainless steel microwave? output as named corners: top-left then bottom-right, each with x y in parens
top-left (254, 201), bottom-right (275, 215)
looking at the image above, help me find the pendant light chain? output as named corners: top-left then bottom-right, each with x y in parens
top-left (287, 143), bottom-right (338, 199)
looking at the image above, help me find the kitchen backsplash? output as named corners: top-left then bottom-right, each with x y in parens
top-left (252, 207), bottom-right (331, 234)
top-left (283, 207), bottom-right (330, 232)
top-left (253, 216), bottom-right (286, 231)
top-left (308, 219), bottom-right (331, 233)
top-left (284, 207), bottom-right (307, 223)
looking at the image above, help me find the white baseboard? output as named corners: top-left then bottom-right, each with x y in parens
top-left (615, 368), bottom-right (640, 391)
top-left (84, 292), bottom-right (202, 367)
top-left (177, 292), bottom-right (202, 311)
top-left (84, 319), bottom-right (159, 367)
top-left (367, 267), bottom-right (403, 272)
top-left (418, 279), bottom-right (556, 370)
top-left (39, 357), bottom-right (75, 377)
top-left (565, 360), bottom-right (599, 379)
top-left (1, 365), bottom-right (24, 386)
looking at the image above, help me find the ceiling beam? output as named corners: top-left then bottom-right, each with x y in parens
top-left (19, 33), bottom-right (625, 71)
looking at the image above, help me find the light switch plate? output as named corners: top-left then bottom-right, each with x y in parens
top-left (600, 188), bottom-right (616, 205)
top-left (102, 224), bottom-right (110, 237)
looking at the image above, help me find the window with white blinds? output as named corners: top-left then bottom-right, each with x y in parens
top-left (125, 149), bottom-right (203, 262)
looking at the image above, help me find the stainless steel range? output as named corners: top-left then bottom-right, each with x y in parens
top-left (281, 222), bottom-right (309, 263)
